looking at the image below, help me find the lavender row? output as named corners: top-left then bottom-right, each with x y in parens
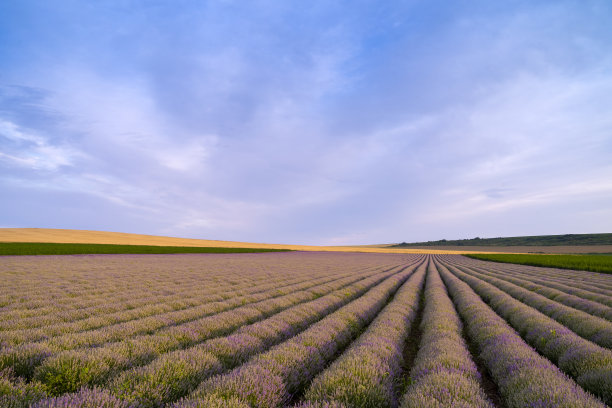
top-left (0, 272), bottom-right (330, 375)
top-left (46, 266), bottom-right (378, 351)
top-left (452, 263), bottom-right (612, 348)
top-left (436, 260), bottom-right (606, 408)
top-left (32, 264), bottom-right (409, 395)
top-left (1, 253), bottom-right (381, 315)
top-left (0, 270), bottom-right (276, 331)
top-left (445, 255), bottom-right (612, 293)
top-left (29, 387), bottom-right (132, 408)
top-left (450, 256), bottom-right (612, 304)
top-left (0, 256), bottom-right (231, 313)
top-left (106, 261), bottom-right (423, 407)
top-left (14, 262), bottom-right (413, 408)
top-left (0, 268), bottom-right (349, 345)
top-left (0, 273), bottom-right (292, 342)
top-left (400, 263), bottom-right (494, 408)
top-left (0, 369), bottom-right (47, 408)
top-left (456, 263), bottom-right (612, 320)
top-left (441, 260), bottom-right (612, 405)
top-left (0, 268), bottom-right (374, 379)
top-left (0, 255), bottom-right (365, 325)
top-left (30, 387), bottom-right (245, 408)
top-left (0, 257), bottom-right (387, 329)
top-left (297, 260), bottom-right (427, 408)
top-left (455, 259), bottom-right (612, 308)
top-left (449, 255), bottom-right (612, 294)
top-left (8, 266), bottom-right (357, 352)
top-left (171, 262), bottom-right (421, 408)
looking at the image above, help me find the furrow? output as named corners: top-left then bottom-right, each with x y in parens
top-left (296, 258), bottom-right (426, 408)
top-left (440, 258), bottom-right (612, 405)
top-left (105, 260), bottom-right (423, 407)
top-left (454, 263), bottom-right (612, 321)
top-left (436, 258), bottom-right (606, 408)
top-left (449, 262), bottom-right (612, 348)
top-left (452, 256), bottom-right (612, 302)
top-left (400, 260), bottom-right (494, 408)
top-left (449, 256), bottom-right (612, 294)
top-left (169, 262), bottom-right (420, 408)
top-left (1, 266), bottom-right (382, 377)
top-left (31, 264), bottom-right (410, 395)
top-left (0, 269), bottom-right (354, 345)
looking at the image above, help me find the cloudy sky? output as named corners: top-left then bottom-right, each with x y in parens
top-left (1, 1), bottom-right (611, 245)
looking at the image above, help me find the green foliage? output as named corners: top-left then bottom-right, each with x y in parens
top-left (0, 369), bottom-right (48, 407)
top-left (0, 242), bottom-right (291, 256)
top-left (393, 233), bottom-right (612, 247)
top-left (465, 253), bottom-right (612, 274)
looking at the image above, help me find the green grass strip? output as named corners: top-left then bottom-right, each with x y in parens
top-left (465, 253), bottom-right (612, 274)
top-left (0, 242), bottom-right (291, 256)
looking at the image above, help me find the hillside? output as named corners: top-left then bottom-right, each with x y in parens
top-left (392, 233), bottom-right (612, 247)
top-left (0, 228), bottom-right (467, 254)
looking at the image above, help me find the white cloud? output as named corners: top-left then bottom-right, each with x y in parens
top-left (0, 119), bottom-right (82, 171)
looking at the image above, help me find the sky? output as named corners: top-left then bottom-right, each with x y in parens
top-left (1, 0), bottom-right (612, 245)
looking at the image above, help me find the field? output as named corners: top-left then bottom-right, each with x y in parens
top-left (0, 228), bottom-right (478, 254)
top-left (393, 233), bottom-right (612, 247)
top-left (1, 252), bottom-right (611, 407)
top-left (0, 243), bottom-right (290, 256)
top-left (467, 253), bottom-right (612, 274)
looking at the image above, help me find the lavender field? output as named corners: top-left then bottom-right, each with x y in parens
top-left (0, 252), bottom-right (610, 407)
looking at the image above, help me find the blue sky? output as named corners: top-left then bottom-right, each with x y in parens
top-left (1, 0), bottom-right (612, 245)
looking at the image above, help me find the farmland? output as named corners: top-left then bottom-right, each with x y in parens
top-left (0, 243), bottom-right (290, 256)
top-left (1, 252), bottom-right (611, 407)
top-left (466, 253), bottom-right (612, 274)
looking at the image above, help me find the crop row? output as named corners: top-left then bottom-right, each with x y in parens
top-left (439, 259), bottom-right (612, 405)
top-left (1, 270), bottom-right (349, 371)
top-left (400, 262), bottom-right (493, 407)
top-left (32, 262), bottom-right (417, 395)
top-left (436, 260), bottom-right (606, 408)
top-left (170, 261), bottom-right (422, 407)
top-left (0, 265), bottom-right (292, 330)
top-left (105, 260), bottom-right (425, 407)
top-left (3, 252), bottom-right (610, 408)
top-left (0, 271), bottom-right (297, 336)
top-left (297, 259), bottom-right (426, 407)
top-left (455, 262), bottom-right (612, 320)
top-left (452, 256), bottom-right (612, 303)
top-left (2, 264), bottom-right (385, 379)
top-left (0, 254), bottom-right (375, 318)
top-left (446, 254), bottom-right (610, 288)
top-left (0, 254), bottom-right (405, 316)
top-left (0, 266), bottom-right (365, 344)
top-left (454, 258), bottom-right (612, 310)
top-left (446, 262), bottom-right (612, 349)
top-left (0, 256), bottom-right (215, 310)
top-left (21, 257), bottom-right (424, 407)
top-left (448, 255), bottom-right (612, 294)
top-left (0, 269), bottom-right (264, 326)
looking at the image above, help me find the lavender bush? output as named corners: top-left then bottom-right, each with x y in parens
top-left (442, 261), bottom-right (612, 405)
top-left (108, 265), bottom-right (413, 407)
top-left (401, 264), bottom-right (494, 408)
top-left (33, 268), bottom-right (395, 394)
top-left (437, 261), bottom-right (606, 408)
top-left (454, 264), bottom-right (612, 344)
top-left (172, 263), bottom-right (420, 408)
top-left (301, 261), bottom-right (426, 407)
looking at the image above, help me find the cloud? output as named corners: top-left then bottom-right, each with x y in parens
top-left (0, 119), bottom-right (83, 171)
top-left (1, 1), bottom-right (612, 243)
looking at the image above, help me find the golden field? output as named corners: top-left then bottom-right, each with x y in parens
top-left (0, 228), bottom-right (471, 254)
top-left (5, 228), bottom-right (610, 254)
